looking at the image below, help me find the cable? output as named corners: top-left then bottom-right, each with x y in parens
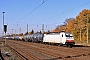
top-left (7, 0), bottom-right (31, 30)
top-left (18, 0), bottom-right (90, 26)
top-left (9, 1), bottom-right (90, 32)
top-left (10, 0), bottom-right (66, 26)
top-left (12, 0), bottom-right (31, 22)
top-left (43, 1), bottom-right (90, 21)
top-left (18, 0), bottom-right (48, 22)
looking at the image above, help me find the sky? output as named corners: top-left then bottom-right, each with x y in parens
top-left (0, 0), bottom-right (90, 36)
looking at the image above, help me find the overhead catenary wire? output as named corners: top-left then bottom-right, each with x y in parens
top-left (19, 0), bottom-right (89, 26)
top-left (8, 0), bottom-right (47, 28)
top-left (18, 0), bottom-right (48, 22)
top-left (7, 1), bottom-right (90, 34)
top-left (12, 0), bottom-right (31, 22)
top-left (15, 0), bottom-right (65, 25)
top-left (43, 1), bottom-right (90, 21)
top-left (11, 0), bottom-right (48, 27)
top-left (15, 1), bottom-right (90, 28)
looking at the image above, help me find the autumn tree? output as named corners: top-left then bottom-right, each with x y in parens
top-left (53, 25), bottom-right (66, 32)
top-left (53, 9), bottom-right (90, 43)
top-left (76, 9), bottom-right (90, 42)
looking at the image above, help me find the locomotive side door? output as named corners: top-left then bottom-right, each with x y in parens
top-left (61, 33), bottom-right (66, 44)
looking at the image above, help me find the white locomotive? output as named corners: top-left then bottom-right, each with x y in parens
top-left (43, 32), bottom-right (75, 47)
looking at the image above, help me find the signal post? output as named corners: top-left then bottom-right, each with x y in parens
top-left (4, 25), bottom-right (7, 46)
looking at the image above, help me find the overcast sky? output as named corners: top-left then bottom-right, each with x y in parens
top-left (0, 0), bottom-right (90, 36)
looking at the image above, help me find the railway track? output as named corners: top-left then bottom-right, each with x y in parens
top-left (6, 40), bottom-right (90, 60)
top-left (0, 49), bottom-right (4, 60)
top-left (7, 42), bottom-right (42, 60)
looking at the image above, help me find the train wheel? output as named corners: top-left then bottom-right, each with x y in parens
top-left (69, 45), bottom-right (72, 48)
top-left (60, 43), bottom-right (63, 46)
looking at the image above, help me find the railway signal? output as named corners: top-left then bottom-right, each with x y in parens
top-left (4, 25), bottom-right (7, 33)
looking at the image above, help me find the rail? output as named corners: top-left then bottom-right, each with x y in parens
top-left (6, 45), bottom-right (28, 60)
top-left (0, 49), bottom-right (4, 60)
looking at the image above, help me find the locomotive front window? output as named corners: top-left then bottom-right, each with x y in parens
top-left (65, 34), bottom-right (73, 37)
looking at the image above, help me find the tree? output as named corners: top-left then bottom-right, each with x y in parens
top-left (53, 9), bottom-right (90, 43)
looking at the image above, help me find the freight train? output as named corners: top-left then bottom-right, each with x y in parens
top-left (4, 32), bottom-right (75, 48)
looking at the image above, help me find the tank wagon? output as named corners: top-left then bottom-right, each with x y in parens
top-left (25, 33), bottom-right (44, 43)
top-left (14, 36), bottom-right (19, 40)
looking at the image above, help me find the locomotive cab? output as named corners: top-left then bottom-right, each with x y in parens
top-left (65, 33), bottom-right (75, 47)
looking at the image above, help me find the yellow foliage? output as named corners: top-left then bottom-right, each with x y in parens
top-left (53, 9), bottom-right (90, 42)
